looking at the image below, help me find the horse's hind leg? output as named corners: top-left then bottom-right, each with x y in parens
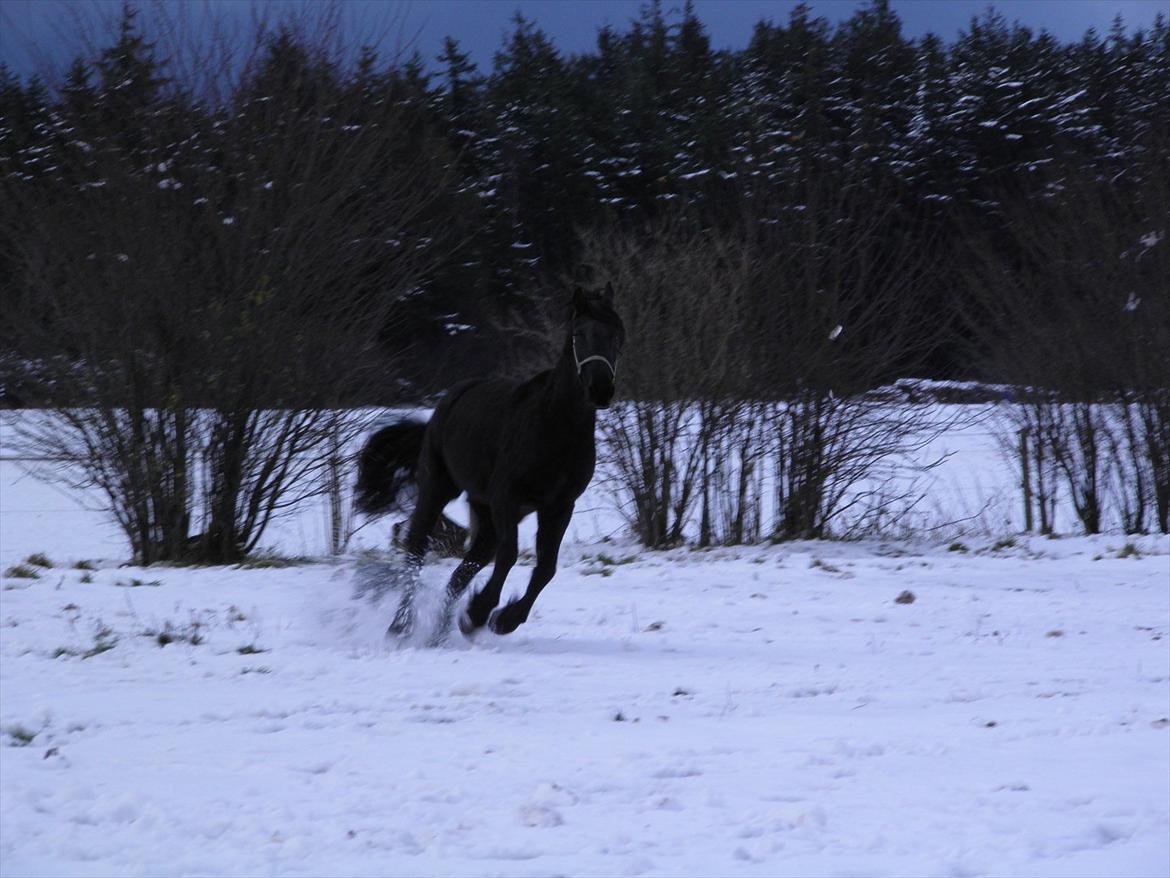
top-left (427, 502), bottom-right (496, 645)
top-left (387, 444), bottom-right (457, 637)
top-left (490, 505), bottom-right (572, 635)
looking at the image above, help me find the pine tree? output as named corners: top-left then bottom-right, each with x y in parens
top-left (0, 66), bottom-right (51, 177)
top-left (832, 0), bottom-right (917, 184)
top-left (742, 4), bottom-right (836, 179)
top-left (438, 37), bottom-right (481, 122)
top-left (93, 3), bottom-right (173, 162)
top-left (904, 32), bottom-right (952, 197)
top-left (484, 13), bottom-right (588, 294)
top-left (60, 57), bottom-right (97, 117)
top-left (1127, 13), bottom-right (1170, 183)
top-left (667, 0), bottom-right (735, 207)
top-left (944, 10), bottom-right (1069, 205)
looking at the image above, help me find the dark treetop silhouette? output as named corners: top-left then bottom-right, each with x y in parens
top-left (356, 283), bottom-right (625, 641)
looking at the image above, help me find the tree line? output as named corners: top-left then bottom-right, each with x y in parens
top-left (3, 0), bottom-right (1167, 393)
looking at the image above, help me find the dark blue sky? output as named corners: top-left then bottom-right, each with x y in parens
top-left (2, 0), bottom-right (1166, 81)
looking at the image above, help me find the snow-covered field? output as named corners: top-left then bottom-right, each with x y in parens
top-left (2, 414), bottom-right (1169, 877)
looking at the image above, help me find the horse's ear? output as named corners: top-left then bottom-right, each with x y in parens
top-left (602, 281), bottom-right (615, 304)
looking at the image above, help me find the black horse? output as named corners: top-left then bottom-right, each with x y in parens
top-left (356, 283), bottom-right (625, 640)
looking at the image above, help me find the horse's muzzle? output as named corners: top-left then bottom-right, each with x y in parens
top-left (582, 363), bottom-right (616, 409)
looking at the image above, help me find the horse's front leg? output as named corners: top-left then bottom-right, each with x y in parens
top-left (460, 501), bottom-right (519, 634)
top-left (490, 505), bottom-right (572, 635)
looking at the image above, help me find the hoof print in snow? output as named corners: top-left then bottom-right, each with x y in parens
top-left (644, 621), bottom-right (664, 632)
top-left (1045, 629), bottom-right (1064, 638)
top-left (518, 804), bottom-right (563, 828)
top-left (894, 590), bottom-right (916, 604)
top-left (734, 846), bottom-right (766, 863)
top-left (651, 765), bottom-right (701, 779)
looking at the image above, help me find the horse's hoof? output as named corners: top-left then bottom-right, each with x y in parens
top-left (488, 608), bottom-right (521, 635)
top-left (457, 609), bottom-right (479, 638)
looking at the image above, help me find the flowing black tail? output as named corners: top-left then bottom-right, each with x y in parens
top-left (355, 420), bottom-right (427, 515)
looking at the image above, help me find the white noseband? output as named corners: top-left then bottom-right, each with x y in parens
top-left (573, 337), bottom-right (616, 378)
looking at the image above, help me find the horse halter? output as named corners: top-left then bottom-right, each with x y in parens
top-left (572, 336), bottom-right (617, 379)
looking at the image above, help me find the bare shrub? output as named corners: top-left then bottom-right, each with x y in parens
top-left (580, 217), bottom-right (753, 548)
top-left (578, 166), bottom-right (952, 547)
top-left (965, 147), bottom-right (1169, 534)
top-left (737, 168), bottom-right (953, 540)
top-left (1, 7), bottom-right (465, 562)
top-left (699, 400), bottom-right (768, 546)
top-left (1001, 404), bottom-right (1059, 535)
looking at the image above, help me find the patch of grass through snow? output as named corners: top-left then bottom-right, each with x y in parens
top-left (3, 724), bottom-right (37, 747)
top-left (145, 617), bottom-right (207, 647)
top-left (236, 554), bottom-right (316, 569)
top-left (115, 577), bottom-right (162, 588)
top-left (54, 622), bottom-right (117, 659)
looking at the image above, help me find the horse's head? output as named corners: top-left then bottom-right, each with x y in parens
top-left (570, 282), bottom-right (625, 409)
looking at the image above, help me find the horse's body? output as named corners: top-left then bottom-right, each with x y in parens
top-left (356, 284), bottom-right (624, 641)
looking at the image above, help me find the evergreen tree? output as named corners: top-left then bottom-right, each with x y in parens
top-left (484, 13), bottom-right (588, 294)
top-left (0, 67), bottom-right (51, 178)
top-left (737, 4), bottom-right (836, 182)
top-left (944, 11), bottom-right (1069, 205)
top-left (904, 32), bottom-right (952, 197)
top-left (438, 37), bottom-right (481, 122)
top-left (666, 0), bottom-right (736, 211)
top-left (60, 57), bottom-right (97, 118)
top-left (832, 0), bottom-right (917, 183)
top-left (93, 3), bottom-right (174, 163)
top-left (1128, 13), bottom-right (1170, 183)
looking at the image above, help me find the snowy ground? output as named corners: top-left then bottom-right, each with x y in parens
top-left (2, 530), bottom-right (1168, 877)
top-left (2, 408), bottom-right (1169, 877)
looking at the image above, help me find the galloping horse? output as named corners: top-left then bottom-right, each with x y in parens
top-left (356, 283), bottom-right (625, 641)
